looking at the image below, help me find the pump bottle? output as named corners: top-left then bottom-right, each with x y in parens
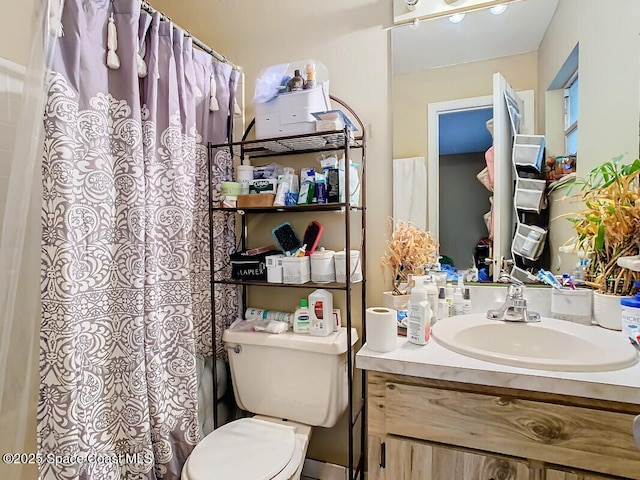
top-left (407, 277), bottom-right (432, 345)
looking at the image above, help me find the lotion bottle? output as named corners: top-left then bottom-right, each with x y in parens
top-left (407, 277), bottom-right (432, 345)
top-left (293, 299), bottom-right (310, 334)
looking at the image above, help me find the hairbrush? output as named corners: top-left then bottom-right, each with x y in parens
top-left (271, 222), bottom-right (302, 254)
top-left (303, 221), bottom-right (323, 256)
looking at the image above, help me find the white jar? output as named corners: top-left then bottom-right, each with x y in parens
top-left (310, 248), bottom-right (335, 283)
top-left (621, 290), bottom-right (640, 340)
top-left (334, 250), bottom-right (362, 283)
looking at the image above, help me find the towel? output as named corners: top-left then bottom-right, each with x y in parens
top-left (393, 157), bottom-right (427, 231)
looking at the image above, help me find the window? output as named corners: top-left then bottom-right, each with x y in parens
top-left (564, 71), bottom-right (578, 155)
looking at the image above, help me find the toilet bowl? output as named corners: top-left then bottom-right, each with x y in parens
top-left (182, 327), bottom-right (358, 480)
top-left (182, 416), bottom-right (311, 480)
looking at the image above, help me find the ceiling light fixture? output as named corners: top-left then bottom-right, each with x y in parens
top-left (489, 4), bottom-right (508, 15)
top-left (448, 12), bottom-right (465, 24)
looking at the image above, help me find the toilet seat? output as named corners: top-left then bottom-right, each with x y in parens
top-left (182, 417), bottom-right (303, 480)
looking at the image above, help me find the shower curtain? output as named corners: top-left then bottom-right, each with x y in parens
top-left (38, 1), bottom-right (239, 478)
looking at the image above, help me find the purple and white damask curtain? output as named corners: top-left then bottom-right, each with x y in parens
top-left (39, 1), bottom-right (239, 478)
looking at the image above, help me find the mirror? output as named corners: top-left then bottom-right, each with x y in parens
top-left (391, 0), bottom-right (640, 278)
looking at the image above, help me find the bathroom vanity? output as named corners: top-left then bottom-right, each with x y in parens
top-left (357, 335), bottom-right (640, 479)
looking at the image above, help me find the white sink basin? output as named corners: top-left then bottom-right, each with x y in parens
top-left (431, 314), bottom-right (638, 372)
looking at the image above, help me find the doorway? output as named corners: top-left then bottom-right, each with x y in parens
top-left (437, 107), bottom-right (493, 271)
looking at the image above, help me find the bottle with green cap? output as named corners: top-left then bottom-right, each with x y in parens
top-left (293, 298), bottom-right (310, 334)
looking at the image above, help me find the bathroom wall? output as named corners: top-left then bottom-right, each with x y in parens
top-left (540, 0), bottom-right (640, 274)
top-left (121, 0), bottom-right (393, 468)
top-left (0, 0), bottom-right (36, 65)
top-left (392, 51), bottom-right (539, 160)
top-left (538, 0), bottom-right (640, 173)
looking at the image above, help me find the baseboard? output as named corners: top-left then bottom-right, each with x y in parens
top-left (301, 459), bottom-right (348, 480)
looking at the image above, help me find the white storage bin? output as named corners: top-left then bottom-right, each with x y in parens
top-left (514, 177), bottom-right (547, 213)
top-left (513, 134), bottom-right (545, 172)
top-left (551, 288), bottom-right (593, 325)
top-left (281, 256), bottom-right (311, 284)
top-left (512, 223), bottom-right (547, 261)
top-left (254, 83), bottom-right (331, 140)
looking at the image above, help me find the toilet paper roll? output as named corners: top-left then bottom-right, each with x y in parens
top-left (366, 307), bottom-right (398, 353)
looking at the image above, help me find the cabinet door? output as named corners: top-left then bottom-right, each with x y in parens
top-left (384, 437), bottom-right (531, 480)
top-left (545, 469), bottom-right (617, 480)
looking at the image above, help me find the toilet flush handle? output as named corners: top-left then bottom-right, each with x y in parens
top-left (232, 345), bottom-right (242, 354)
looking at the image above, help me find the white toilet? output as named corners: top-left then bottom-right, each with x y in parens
top-left (181, 327), bottom-right (358, 480)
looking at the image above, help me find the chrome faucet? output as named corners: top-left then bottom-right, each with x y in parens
top-left (487, 281), bottom-right (540, 323)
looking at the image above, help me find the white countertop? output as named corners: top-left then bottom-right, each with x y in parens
top-left (356, 335), bottom-right (640, 405)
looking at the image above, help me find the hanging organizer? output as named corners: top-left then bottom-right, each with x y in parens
top-left (509, 133), bottom-right (549, 282)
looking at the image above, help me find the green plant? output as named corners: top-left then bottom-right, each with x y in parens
top-left (559, 155), bottom-right (640, 295)
top-left (381, 219), bottom-right (439, 295)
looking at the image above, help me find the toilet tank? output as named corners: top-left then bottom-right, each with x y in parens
top-left (222, 327), bottom-right (358, 428)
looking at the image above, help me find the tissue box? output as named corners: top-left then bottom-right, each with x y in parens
top-left (254, 84), bottom-right (331, 140)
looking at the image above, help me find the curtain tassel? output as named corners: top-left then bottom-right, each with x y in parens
top-left (209, 74), bottom-right (219, 112)
top-left (107, 12), bottom-right (120, 70)
top-left (137, 41), bottom-right (147, 78)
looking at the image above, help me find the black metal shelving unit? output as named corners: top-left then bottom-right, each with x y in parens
top-left (207, 96), bottom-right (367, 480)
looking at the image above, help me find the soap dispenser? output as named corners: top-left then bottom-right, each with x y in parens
top-left (407, 276), bottom-right (432, 345)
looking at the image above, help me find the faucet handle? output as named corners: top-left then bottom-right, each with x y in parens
top-left (507, 282), bottom-right (524, 299)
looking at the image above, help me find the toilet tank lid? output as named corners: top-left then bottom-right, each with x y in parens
top-left (223, 327), bottom-right (358, 355)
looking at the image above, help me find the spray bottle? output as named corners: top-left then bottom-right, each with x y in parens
top-left (407, 277), bottom-right (432, 345)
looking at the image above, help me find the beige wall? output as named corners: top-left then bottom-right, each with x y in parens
top-left (392, 51), bottom-right (539, 160)
top-left (539, 0), bottom-right (639, 173)
top-left (540, 0), bottom-right (640, 273)
top-left (0, 0), bottom-right (37, 65)
top-left (143, 0), bottom-right (393, 468)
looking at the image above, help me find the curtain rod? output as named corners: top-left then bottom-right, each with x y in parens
top-left (140, 1), bottom-right (241, 71)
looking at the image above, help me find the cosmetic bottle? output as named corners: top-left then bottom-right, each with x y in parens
top-left (463, 288), bottom-right (472, 314)
top-left (452, 286), bottom-right (464, 316)
top-left (293, 299), bottom-right (310, 334)
top-left (437, 287), bottom-right (449, 321)
top-left (407, 277), bottom-right (432, 345)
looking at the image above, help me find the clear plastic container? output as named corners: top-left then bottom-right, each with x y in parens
top-left (621, 282), bottom-right (640, 340)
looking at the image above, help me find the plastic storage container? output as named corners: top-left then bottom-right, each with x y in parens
top-left (310, 248), bottom-right (335, 283)
top-left (334, 250), bottom-right (362, 283)
top-left (309, 289), bottom-right (333, 337)
top-left (621, 282), bottom-right (640, 339)
top-left (281, 256), bottom-right (311, 284)
top-left (254, 84), bottom-right (331, 140)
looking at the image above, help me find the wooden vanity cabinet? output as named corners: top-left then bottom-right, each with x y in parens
top-left (367, 371), bottom-right (640, 480)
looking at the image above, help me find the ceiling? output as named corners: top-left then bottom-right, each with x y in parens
top-left (392, 0), bottom-right (559, 74)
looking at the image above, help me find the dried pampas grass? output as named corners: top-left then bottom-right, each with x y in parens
top-left (381, 218), bottom-right (439, 295)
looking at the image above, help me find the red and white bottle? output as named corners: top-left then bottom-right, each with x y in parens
top-left (309, 289), bottom-right (333, 337)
